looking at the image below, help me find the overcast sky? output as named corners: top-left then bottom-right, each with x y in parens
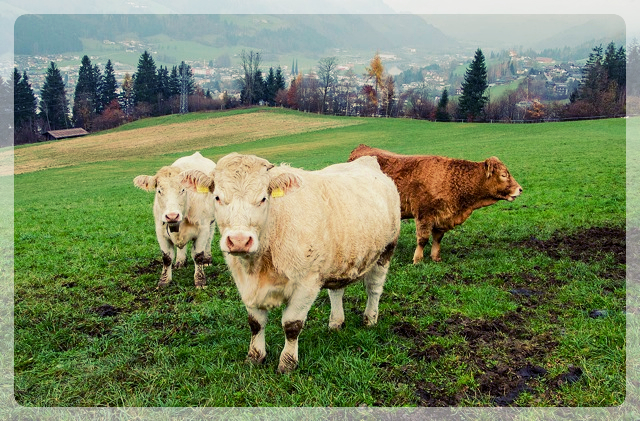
top-left (1, 0), bottom-right (637, 60)
top-left (381, 0), bottom-right (639, 40)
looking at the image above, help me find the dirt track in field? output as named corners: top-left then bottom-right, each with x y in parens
top-left (5, 111), bottom-right (361, 176)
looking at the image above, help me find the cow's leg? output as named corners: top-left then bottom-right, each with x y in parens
top-left (328, 288), bottom-right (346, 330)
top-left (430, 229), bottom-right (446, 262)
top-left (413, 219), bottom-right (433, 264)
top-left (175, 246), bottom-right (187, 269)
top-left (191, 234), bottom-right (209, 289)
top-left (246, 307), bottom-right (268, 365)
top-left (362, 260), bottom-right (391, 327)
top-left (278, 285), bottom-right (320, 373)
top-left (204, 221), bottom-right (215, 267)
top-left (157, 238), bottom-right (174, 288)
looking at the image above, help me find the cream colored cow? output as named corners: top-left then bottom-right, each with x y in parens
top-left (183, 153), bottom-right (401, 373)
top-left (134, 152), bottom-right (216, 288)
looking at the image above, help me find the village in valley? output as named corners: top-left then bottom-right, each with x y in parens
top-left (12, 34), bottom-right (585, 111)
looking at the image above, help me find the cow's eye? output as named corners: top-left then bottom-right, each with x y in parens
top-left (156, 188), bottom-right (162, 195)
top-left (180, 188), bottom-right (186, 195)
top-left (260, 197), bottom-right (267, 205)
top-left (214, 196), bottom-right (221, 203)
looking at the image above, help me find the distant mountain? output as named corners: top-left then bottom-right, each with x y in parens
top-left (14, 14), bottom-right (458, 56)
top-left (420, 15), bottom-right (625, 51)
top-left (533, 16), bottom-right (626, 50)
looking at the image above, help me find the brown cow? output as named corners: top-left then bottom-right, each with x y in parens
top-left (349, 144), bottom-right (523, 264)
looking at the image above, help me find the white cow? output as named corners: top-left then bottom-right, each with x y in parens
top-left (134, 152), bottom-right (216, 288)
top-left (183, 153), bottom-right (400, 373)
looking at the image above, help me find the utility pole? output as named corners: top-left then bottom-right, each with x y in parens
top-left (180, 63), bottom-right (188, 114)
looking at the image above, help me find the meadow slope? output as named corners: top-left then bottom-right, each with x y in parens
top-left (11, 108), bottom-right (631, 416)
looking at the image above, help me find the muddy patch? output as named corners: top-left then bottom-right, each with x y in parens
top-left (133, 259), bottom-right (164, 275)
top-left (387, 311), bottom-right (577, 406)
top-left (518, 226), bottom-right (625, 265)
top-left (91, 304), bottom-right (120, 317)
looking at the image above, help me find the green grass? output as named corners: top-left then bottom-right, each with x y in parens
top-left (11, 109), bottom-right (628, 411)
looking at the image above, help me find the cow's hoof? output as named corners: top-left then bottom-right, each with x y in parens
top-left (363, 314), bottom-right (378, 327)
top-left (245, 350), bottom-right (267, 365)
top-left (174, 261), bottom-right (187, 269)
top-left (195, 285), bottom-right (208, 290)
top-left (328, 321), bottom-right (345, 330)
top-left (156, 281), bottom-right (170, 289)
top-left (277, 354), bottom-right (298, 374)
top-left (431, 256), bottom-right (442, 263)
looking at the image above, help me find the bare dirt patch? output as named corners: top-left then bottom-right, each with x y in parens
top-left (388, 312), bottom-right (567, 406)
top-left (518, 226), bottom-right (625, 265)
top-left (9, 111), bottom-right (361, 175)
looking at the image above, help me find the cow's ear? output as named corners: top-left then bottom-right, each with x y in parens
top-left (268, 172), bottom-right (301, 197)
top-left (484, 157), bottom-right (501, 178)
top-left (181, 169), bottom-right (214, 193)
top-left (133, 175), bottom-right (156, 191)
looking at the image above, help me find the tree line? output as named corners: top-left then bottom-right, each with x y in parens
top-left (10, 40), bottom-right (638, 146)
top-left (242, 41), bottom-right (634, 123)
top-left (13, 51), bottom-right (234, 145)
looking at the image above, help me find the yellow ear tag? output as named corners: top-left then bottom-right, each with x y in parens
top-left (271, 187), bottom-right (285, 198)
top-left (197, 185), bottom-right (210, 194)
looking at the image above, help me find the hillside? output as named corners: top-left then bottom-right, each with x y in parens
top-left (14, 14), bottom-right (458, 57)
top-left (8, 109), bottom-right (363, 176)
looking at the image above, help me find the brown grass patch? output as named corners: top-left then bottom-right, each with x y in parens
top-left (8, 111), bottom-right (361, 175)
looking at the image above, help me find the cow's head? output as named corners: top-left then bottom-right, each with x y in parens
top-left (483, 157), bottom-right (523, 202)
top-left (182, 153), bottom-right (301, 256)
top-left (134, 166), bottom-right (190, 227)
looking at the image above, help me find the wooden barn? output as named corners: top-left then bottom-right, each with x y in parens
top-left (43, 128), bottom-right (89, 141)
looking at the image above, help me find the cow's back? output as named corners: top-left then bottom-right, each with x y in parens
top-left (267, 157), bottom-right (400, 281)
top-left (349, 145), bottom-right (456, 217)
top-left (172, 151), bottom-right (216, 173)
top-left (172, 152), bottom-right (216, 225)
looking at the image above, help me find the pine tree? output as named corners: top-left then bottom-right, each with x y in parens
top-left (39, 61), bottom-right (70, 131)
top-left (458, 48), bottom-right (488, 121)
top-left (156, 66), bottom-right (172, 101)
top-left (252, 70), bottom-right (265, 104)
top-left (275, 66), bottom-right (286, 92)
top-left (169, 66), bottom-right (181, 97)
top-left (100, 59), bottom-right (119, 111)
top-left (133, 51), bottom-right (158, 106)
top-left (265, 67), bottom-right (277, 106)
top-left (73, 55), bottom-right (100, 128)
top-left (14, 68), bottom-right (37, 131)
top-left (570, 43), bottom-right (626, 117)
top-left (435, 88), bottom-right (450, 122)
top-left (603, 42), bottom-right (626, 90)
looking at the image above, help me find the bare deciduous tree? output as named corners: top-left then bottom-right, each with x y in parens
top-left (238, 50), bottom-right (262, 105)
top-left (317, 56), bottom-right (338, 114)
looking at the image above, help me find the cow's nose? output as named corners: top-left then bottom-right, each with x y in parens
top-left (226, 234), bottom-right (254, 253)
top-left (165, 212), bottom-right (181, 223)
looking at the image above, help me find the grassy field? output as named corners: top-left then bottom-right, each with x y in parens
top-left (9, 108), bottom-right (630, 416)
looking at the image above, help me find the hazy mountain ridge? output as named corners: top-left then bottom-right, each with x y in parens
top-left (14, 14), bottom-right (458, 57)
